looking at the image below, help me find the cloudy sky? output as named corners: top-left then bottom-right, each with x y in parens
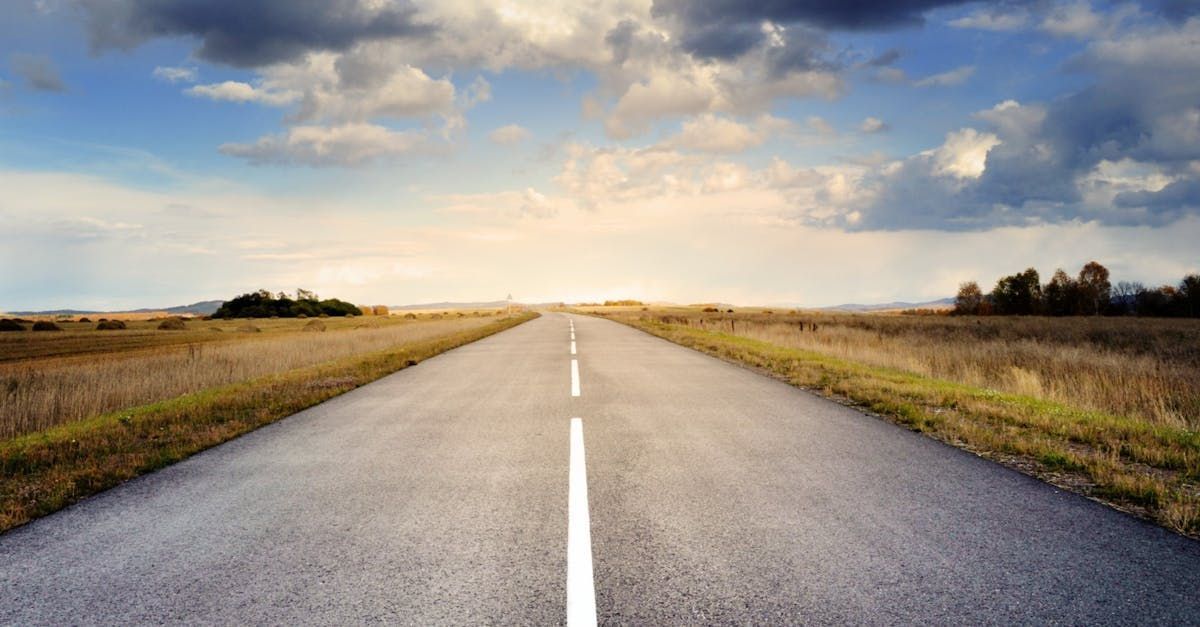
top-left (2, 0), bottom-right (1198, 309)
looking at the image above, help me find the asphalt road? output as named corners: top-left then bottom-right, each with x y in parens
top-left (3, 312), bottom-right (1200, 625)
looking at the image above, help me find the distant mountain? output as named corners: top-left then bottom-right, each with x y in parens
top-left (141, 300), bottom-right (225, 315)
top-left (820, 297), bottom-right (954, 312)
top-left (9, 300), bottom-right (224, 316)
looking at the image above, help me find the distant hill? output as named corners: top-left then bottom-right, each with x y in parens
top-left (389, 300), bottom-right (512, 310)
top-left (820, 297), bottom-right (954, 312)
top-left (10, 300), bottom-right (224, 316)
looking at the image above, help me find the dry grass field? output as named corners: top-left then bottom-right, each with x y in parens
top-left (581, 306), bottom-right (1200, 535)
top-left (0, 315), bottom-right (504, 440)
top-left (0, 311), bottom-right (535, 531)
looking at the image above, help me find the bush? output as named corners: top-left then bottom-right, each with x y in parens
top-left (303, 320), bottom-right (327, 332)
top-left (32, 321), bottom-right (62, 331)
top-left (157, 317), bottom-right (187, 331)
top-left (96, 320), bottom-right (127, 330)
top-left (0, 319), bottom-right (25, 332)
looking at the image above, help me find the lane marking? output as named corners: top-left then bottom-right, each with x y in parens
top-left (571, 340), bottom-right (577, 355)
top-left (571, 331), bottom-right (575, 341)
top-left (567, 418), bottom-right (597, 627)
top-left (571, 359), bottom-right (581, 397)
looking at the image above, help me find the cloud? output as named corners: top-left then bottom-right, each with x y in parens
top-left (949, 9), bottom-right (1029, 31)
top-left (651, 0), bottom-right (976, 34)
top-left (152, 65), bottom-right (197, 83)
top-left (664, 114), bottom-right (791, 153)
top-left (913, 65), bottom-right (975, 87)
top-left (78, 0), bottom-right (433, 67)
top-left (9, 53), bottom-right (65, 92)
top-left (218, 123), bottom-right (426, 166)
top-left (859, 117), bottom-right (889, 133)
top-left (186, 80), bottom-right (298, 106)
top-left (1040, 1), bottom-right (1107, 38)
top-left (488, 124), bottom-right (530, 145)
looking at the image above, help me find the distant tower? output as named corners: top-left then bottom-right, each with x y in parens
top-left (506, 293), bottom-right (513, 315)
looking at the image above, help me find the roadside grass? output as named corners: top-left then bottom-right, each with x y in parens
top-left (0, 312), bottom-right (536, 533)
top-left (590, 312), bottom-right (1200, 537)
top-left (1, 316), bottom-right (508, 439)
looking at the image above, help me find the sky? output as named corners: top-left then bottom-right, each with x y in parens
top-left (1, 0), bottom-right (1198, 310)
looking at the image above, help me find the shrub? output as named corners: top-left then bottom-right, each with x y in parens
top-left (157, 317), bottom-right (187, 331)
top-left (32, 321), bottom-right (62, 331)
top-left (303, 320), bottom-right (327, 332)
top-left (96, 320), bottom-right (127, 330)
top-left (0, 319), bottom-right (25, 332)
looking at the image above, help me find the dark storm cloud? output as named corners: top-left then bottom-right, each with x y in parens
top-left (1115, 179), bottom-right (1200, 217)
top-left (78, 0), bottom-right (433, 67)
top-left (652, 0), bottom-right (976, 36)
top-left (9, 53), bottom-right (66, 92)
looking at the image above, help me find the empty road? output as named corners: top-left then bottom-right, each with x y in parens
top-left (3, 312), bottom-right (1200, 624)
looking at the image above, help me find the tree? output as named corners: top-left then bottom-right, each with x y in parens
top-left (296, 288), bottom-right (317, 302)
top-left (1179, 274), bottom-right (1200, 318)
top-left (1112, 281), bottom-right (1142, 315)
top-left (1042, 269), bottom-right (1078, 316)
top-left (1076, 261), bottom-right (1111, 316)
top-left (954, 281), bottom-right (984, 315)
top-left (991, 268), bottom-right (1041, 315)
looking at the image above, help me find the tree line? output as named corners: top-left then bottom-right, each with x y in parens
top-left (954, 262), bottom-right (1200, 317)
top-left (211, 289), bottom-right (362, 319)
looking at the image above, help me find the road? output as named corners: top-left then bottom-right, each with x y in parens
top-left (3, 312), bottom-right (1200, 624)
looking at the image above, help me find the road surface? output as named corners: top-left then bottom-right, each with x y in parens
top-left (3, 312), bottom-right (1200, 624)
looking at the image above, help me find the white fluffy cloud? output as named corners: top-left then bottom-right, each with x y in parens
top-left (859, 117), bottom-right (888, 133)
top-left (219, 123), bottom-right (426, 166)
top-left (665, 114), bottom-right (792, 153)
top-left (488, 124), bottom-right (530, 145)
top-left (186, 81), bottom-right (299, 106)
top-left (152, 65), bottom-right (197, 83)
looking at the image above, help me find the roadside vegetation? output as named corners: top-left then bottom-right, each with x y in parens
top-left (578, 306), bottom-right (1200, 536)
top-left (955, 260), bottom-right (1199, 317)
top-left (0, 310), bottom-right (534, 532)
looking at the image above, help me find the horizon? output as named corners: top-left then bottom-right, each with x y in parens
top-left (3, 1), bottom-right (1199, 310)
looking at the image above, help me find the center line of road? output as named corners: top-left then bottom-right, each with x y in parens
top-left (571, 359), bottom-right (581, 397)
top-left (567, 418), bottom-right (597, 627)
top-left (571, 340), bottom-right (577, 355)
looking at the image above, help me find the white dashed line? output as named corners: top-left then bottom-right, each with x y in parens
top-left (571, 340), bottom-right (577, 355)
top-left (571, 359), bottom-right (581, 397)
top-left (567, 418), bottom-right (597, 627)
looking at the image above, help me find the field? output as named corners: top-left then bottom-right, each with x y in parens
top-left (578, 306), bottom-right (1200, 535)
top-left (0, 311), bottom-right (534, 531)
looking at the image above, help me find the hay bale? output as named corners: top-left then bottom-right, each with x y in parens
top-left (403, 313), bottom-right (417, 320)
top-left (303, 319), bottom-right (327, 332)
top-left (96, 320), bottom-right (127, 330)
top-left (157, 317), bottom-right (187, 330)
top-left (208, 327), bottom-right (224, 333)
top-left (32, 321), bottom-right (62, 331)
top-left (237, 324), bottom-right (261, 333)
top-left (78, 317), bottom-right (91, 323)
top-left (0, 319), bottom-right (25, 332)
